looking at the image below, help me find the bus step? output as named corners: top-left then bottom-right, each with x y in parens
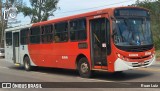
top-left (92, 69), bottom-right (108, 72)
top-left (94, 66), bottom-right (108, 69)
top-left (14, 63), bottom-right (20, 66)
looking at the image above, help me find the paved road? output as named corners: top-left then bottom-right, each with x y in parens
top-left (0, 58), bottom-right (160, 91)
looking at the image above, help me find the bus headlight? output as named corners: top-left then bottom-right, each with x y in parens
top-left (117, 53), bottom-right (125, 60)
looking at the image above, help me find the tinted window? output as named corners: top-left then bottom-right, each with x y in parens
top-left (70, 18), bottom-right (87, 41)
top-left (41, 25), bottom-right (54, 43)
top-left (6, 32), bottom-right (12, 46)
top-left (0, 48), bottom-right (4, 53)
top-left (30, 27), bottom-right (40, 44)
top-left (20, 28), bottom-right (29, 45)
top-left (13, 32), bottom-right (19, 47)
top-left (106, 19), bottom-right (111, 55)
top-left (54, 22), bottom-right (68, 42)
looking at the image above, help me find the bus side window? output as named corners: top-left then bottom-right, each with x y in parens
top-left (6, 32), bottom-right (12, 46)
top-left (41, 24), bottom-right (53, 43)
top-left (70, 18), bottom-right (87, 41)
top-left (30, 26), bottom-right (41, 44)
top-left (54, 35), bottom-right (60, 42)
top-left (54, 22), bottom-right (68, 42)
top-left (20, 28), bottom-right (29, 45)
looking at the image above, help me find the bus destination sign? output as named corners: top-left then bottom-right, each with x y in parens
top-left (114, 8), bottom-right (149, 17)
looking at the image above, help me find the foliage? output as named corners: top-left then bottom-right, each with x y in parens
top-left (135, 0), bottom-right (160, 50)
top-left (18, 0), bottom-right (59, 23)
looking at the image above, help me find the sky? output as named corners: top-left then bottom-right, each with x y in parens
top-left (9, 0), bottom-right (145, 27)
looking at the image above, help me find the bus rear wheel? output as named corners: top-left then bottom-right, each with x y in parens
top-left (24, 56), bottom-right (32, 71)
top-left (78, 58), bottom-right (92, 78)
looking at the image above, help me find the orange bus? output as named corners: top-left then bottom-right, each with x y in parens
top-left (5, 6), bottom-right (155, 78)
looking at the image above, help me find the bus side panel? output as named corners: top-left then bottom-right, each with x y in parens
top-left (36, 44), bottom-right (57, 67)
top-left (27, 44), bottom-right (42, 67)
top-left (19, 45), bottom-right (36, 66)
top-left (5, 31), bottom-right (13, 63)
top-left (52, 42), bottom-right (90, 69)
top-left (28, 44), bottom-right (59, 68)
top-left (28, 42), bottom-right (91, 70)
top-left (5, 45), bottom-right (13, 63)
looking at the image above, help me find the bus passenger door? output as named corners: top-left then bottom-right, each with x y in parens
top-left (13, 32), bottom-right (20, 64)
top-left (90, 17), bottom-right (108, 66)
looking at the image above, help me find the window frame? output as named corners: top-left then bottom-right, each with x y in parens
top-left (69, 18), bottom-right (87, 42)
top-left (5, 31), bottom-right (12, 46)
top-left (54, 21), bottom-right (69, 43)
top-left (29, 26), bottom-right (41, 44)
top-left (41, 24), bottom-right (54, 44)
top-left (105, 19), bottom-right (111, 55)
top-left (20, 28), bottom-right (29, 45)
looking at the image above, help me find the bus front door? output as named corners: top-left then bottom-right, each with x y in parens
top-left (90, 18), bottom-right (107, 66)
top-left (13, 32), bottom-right (20, 64)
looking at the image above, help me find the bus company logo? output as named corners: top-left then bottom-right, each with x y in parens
top-left (2, 83), bottom-right (11, 88)
top-left (3, 7), bottom-right (18, 20)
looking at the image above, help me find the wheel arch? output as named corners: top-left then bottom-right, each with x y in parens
top-left (75, 54), bottom-right (90, 70)
top-left (23, 54), bottom-right (29, 63)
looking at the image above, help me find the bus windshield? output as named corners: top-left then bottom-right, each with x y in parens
top-left (113, 18), bottom-right (153, 46)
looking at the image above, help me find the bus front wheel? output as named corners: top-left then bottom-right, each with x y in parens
top-left (24, 56), bottom-right (32, 71)
top-left (78, 58), bottom-right (92, 78)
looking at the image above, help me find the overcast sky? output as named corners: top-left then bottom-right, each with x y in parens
top-left (10, 0), bottom-right (145, 26)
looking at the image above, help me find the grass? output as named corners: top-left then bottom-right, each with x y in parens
top-left (156, 50), bottom-right (160, 59)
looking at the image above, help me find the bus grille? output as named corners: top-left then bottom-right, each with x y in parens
top-left (132, 61), bottom-right (150, 67)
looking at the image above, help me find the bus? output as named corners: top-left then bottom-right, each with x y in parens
top-left (5, 6), bottom-right (155, 78)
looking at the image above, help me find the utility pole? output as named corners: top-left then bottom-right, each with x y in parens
top-left (0, 0), bottom-right (3, 47)
top-left (0, 0), bottom-right (10, 47)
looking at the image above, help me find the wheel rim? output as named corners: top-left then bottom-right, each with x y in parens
top-left (25, 59), bottom-right (29, 70)
top-left (80, 62), bottom-right (89, 73)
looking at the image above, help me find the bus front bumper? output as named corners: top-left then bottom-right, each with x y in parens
top-left (114, 55), bottom-right (156, 71)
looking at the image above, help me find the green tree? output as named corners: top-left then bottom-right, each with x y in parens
top-left (0, 0), bottom-right (23, 47)
top-left (135, 0), bottom-right (160, 50)
top-left (19, 0), bottom-right (59, 23)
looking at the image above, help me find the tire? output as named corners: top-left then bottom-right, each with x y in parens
top-left (113, 71), bottom-right (123, 74)
top-left (24, 56), bottom-right (32, 71)
top-left (78, 58), bottom-right (92, 78)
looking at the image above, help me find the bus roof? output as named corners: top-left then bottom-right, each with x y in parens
top-left (5, 6), bottom-right (148, 32)
top-left (32, 6), bottom-right (148, 26)
top-left (5, 24), bottom-right (32, 32)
